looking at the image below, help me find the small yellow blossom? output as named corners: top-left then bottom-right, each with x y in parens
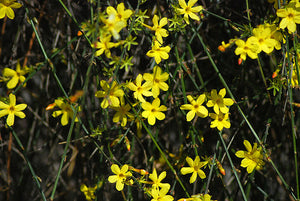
top-left (209, 112), bottom-right (231, 131)
top-left (144, 15), bottom-right (169, 44)
top-left (178, 193), bottom-right (214, 201)
top-left (111, 96), bottom-right (134, 127)
top-left (2, 61), bottom-right (28, 89)
top-left (91, 35), bottom-right (118, 58)
top-left (277, 4), bottom-right (300, 33)
top-left (102, 10), bottom-right (126, 40)
top-left (234, 38), bottom-right (259, 61)
top-left (80, 184), bottom-right (97, 201)
top-left (141, 98), bottom-right (167, 125)
top-left (235, 140), bottom-right (265, 173)
top-left (106, 3), bottom-right (133, 23)
top-left (52, 99), bottom-right (80, 126)
top-left (0, 0), bottom-right (22, 20)
top-left (95, 80), bottom-right (124, 109)
top-left (180, 94), bottom-right (208, 121)
top-left (149, 168), bottom-right (170, 190)
top-left (146, 40), bottom-right (171, 64)
top-left (177, 0), bottom-right (203, 24)
top-left (150, 186), bottom-right (174, 201)
top-left (180, 156), bottom-right (207, 183)
top-left (127, 74), bottom-right (153, 102)
top-left (0, 93), bottom-right (27, 126)
top-left (206, 88), bottom-right (234, 114)
top-left (143, 66), bottom-right (169, 98)
top-left (108, 164), bottom-right (132, 191)
top-left (248, 25), bottom-right (276, 54)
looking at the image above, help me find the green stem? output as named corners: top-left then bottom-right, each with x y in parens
top-left (217, 131), bottom-right (248, 201)
top-left (286, 35), bottom-right (300, 199)
top-left (9, 127), bottom-right (47, 201)
top-left (50, 106), bottom-right (79, 200)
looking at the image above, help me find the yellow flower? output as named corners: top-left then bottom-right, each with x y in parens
top-left (102, 8), bottom-right (126, 40)
top-left (149, 168), bottom-right (170, 190)
top-left (111, 96), bottom-right (134, 127)
top-left (267, 23), bottom-right (284, 50)
top-left (234, 38), bottom-right (259, 61)
top-left (106, 3), bottom-right (133, 23)
top-left (80, 184), bottom-right (97, 201)
top-left (206, 88), bottom-right (234, 114)
top-left (180, 156), bottom-right (207, 183)
top-left (180, 94), bottom-right (208, 121)
top-left (235, 140), bottom-right (265, 173)
top-left (2, 61), bottom-right (28, 89)
top-left (141, 98), bottom-right (167, 125)
top-left (91, 35), bottom-right (118, 58)
top-left (95, 80), bottom-right (124, 109)
top-left (291, 68), bottom-right (299, 88)
top-left (146, 40), bottom-right (171, 64)
top-left (127, 74), bottom-right (153, 102)
top-left (144, 15), bottom-right (169, 44)
top-left (178, 193), bottom-right (214, 201)
top-left (52, 99), bottom-right (79, 126)
top-left (150, 186), bottom-right (174, 201)
top-left (249, 25), bottom-right (277, 54)
top-left (143, 66), bottom-right (169, 98)
top-left (108, 164), bottom-right (132, 191)
top-left (277, 5), bottom-right (300, 33)
top-left (0, 93), bottom-right (27, 126)
top-left (209, 112), bottom-right (231, 131)
top-left (0, 0), bottom-right (22, 19)
top-left (177, 0), bottom-right (203, 24)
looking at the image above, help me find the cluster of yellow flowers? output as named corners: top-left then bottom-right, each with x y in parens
top-left (233, 23), bottom-right (283, 63)
top-left (107, 162), bottom-right (215, 201)
top-left (181, 88), bottom-right (234, 131)
top-left (95, 65), bottom-right (169, 127)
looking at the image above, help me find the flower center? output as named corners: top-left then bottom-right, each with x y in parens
top-left (9, 106), bottom-right (15, 112)
top-left (151, 108), bottom-right (156, 113)
top-left (288, 13), bottom-right (294, 19)
top-left (185, 7), bottom-right (191, 13)
top-left (193, 104), bottom-right (199, 109)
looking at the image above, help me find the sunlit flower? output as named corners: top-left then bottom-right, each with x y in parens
top-left (206, 88), bottom-right (234, 114)
top-left (180, 156), bottom-right (207, 183)
top-left (111, 96), bottom-right (134, 127)
top-left (180, 94), bottom-right (208, 121)
top-left (146, 40), bottom-right (171, 64)
top-left (127, 74), bottom-right (153, 102)
top-left (249, 25), bottom-right (277, 54)
top-left (150, 186), bottom-right (174, 201)
top-left (235, 140), bottom-right (265, 173)
top-left (234, 38), bottom-right (259, 61)
top-left (108, 164), bottom-right (132, 191)
top-left (0, 93), bottom-right (27, 126)
top-left (106, 3), bottom-right (133, 23)
top-left (91, 35), bottom-right (118, 58)
top-left (144, 15), bottom-right (169, 44)
top-left (177, 0), bottom-right (203, 24)
top-left (178, 193), bottom-right (214, 201)
top-left (2, 61), bottom-right (29, 89)
top-left (141, 98), bottom-right (167, 125)
top-left (52, 99), bottom-right (80, 126)
top-left (277, 5), bottom-right (300, 33)
top-left (149, 168), bottom-right (170, 190)
top-left (143, 66), bottom-right (169, 98)
top-left (209, 112), bottom-right (231, 131)
top-left (102, 10), bottom-right (126, 40)
top-left (0, 0), bottom-right (22, 19)
top-left (80, 184), bottom-right (97, 201)
top-left (95, 80), bottom-right (124, 109)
